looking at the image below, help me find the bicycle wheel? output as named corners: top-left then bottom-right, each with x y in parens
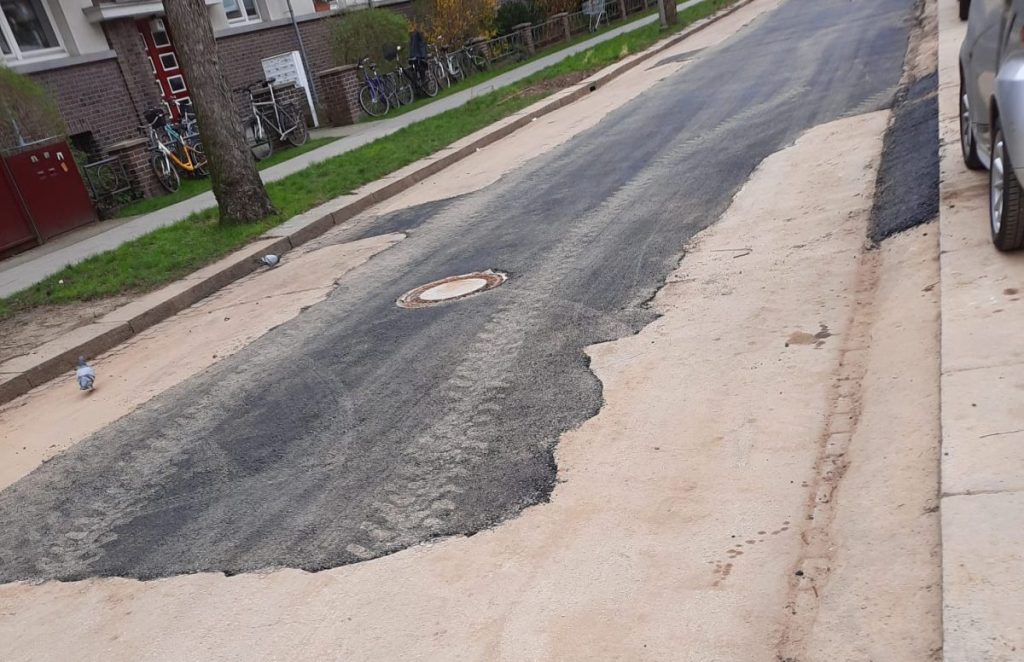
top-left (420, 69), bottom-right (439, 97)
top-left (429, 59), bottom-right (449, 89)
top-left (359, 84), bottom-right (389, 117)
top-left (449, 56), bottom-right (465, 82)
top-left (282, 105), bottom-right (308, 147)
top-left (90, 162), bottom-right (121, 197)
top-left (471, 53), bottom-right (489, 72)
top-left (244, 116), bottom-right (273, 161)
top-left (150, 152), bottom-right (180, 193)
top-left (396, 72), bottom-right (414, 106)
top-left (457, 51), bottom-right (475, 77)
top-left (189, 140), bottom-right (208, 177)
top-left (383, 73), bottom-right (402, 107)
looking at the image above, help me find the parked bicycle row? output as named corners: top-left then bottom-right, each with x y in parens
top-left (358, 38), bottom-right (492, 117)
top-left (141, 80), bottom-right (308, 192)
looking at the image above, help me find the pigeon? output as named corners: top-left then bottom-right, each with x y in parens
top-left (258, 254), bottom-right (280, 268)
top-left (76, 356), bottom-right (95, 391)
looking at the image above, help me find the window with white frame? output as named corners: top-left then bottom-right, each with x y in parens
top-left (0, 0), bottom-right (64, 61)
top-left (223, 0), bottom-right (260, 24)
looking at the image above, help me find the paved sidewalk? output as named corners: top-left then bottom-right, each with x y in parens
top-left (0, 0), bottom-right (700, 300)
top-left (936, 4), bottom-right (1024, 660)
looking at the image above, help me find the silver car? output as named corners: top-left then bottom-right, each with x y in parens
top-left (960, 0), bottom-right (1024, 250)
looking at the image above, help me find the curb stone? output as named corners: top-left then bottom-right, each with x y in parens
top-left (0, 0), bottom-right (757, 406)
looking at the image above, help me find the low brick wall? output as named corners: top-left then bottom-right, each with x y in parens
top-left (108, 137), bottom-right (164, 200)
top-left (318, 65), bottom-right (363, 126)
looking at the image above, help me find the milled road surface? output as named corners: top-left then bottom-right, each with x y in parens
top-left (0, 0), bottom-right (915, 582)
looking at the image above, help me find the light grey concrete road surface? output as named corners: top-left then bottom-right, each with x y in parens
top-left (0, 0), bottom-right (949, 658)
top-left (0, 0), bottom-right (704, 299)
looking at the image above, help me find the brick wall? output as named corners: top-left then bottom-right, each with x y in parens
top-left (216, 17), bottom-right (337, 116)
top-left (318, 65), bottom-right (362, 126)
top-left (29, 58), bottom-right (143, 150)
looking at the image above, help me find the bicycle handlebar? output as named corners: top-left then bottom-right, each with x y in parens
top-left (232, 77), bottom-right (276, 93)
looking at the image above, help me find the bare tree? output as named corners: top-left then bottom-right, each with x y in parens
top-left (163, 0), bottom-right (276, 224)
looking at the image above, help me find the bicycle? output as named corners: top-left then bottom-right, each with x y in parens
top-left (407, 51), bottom-right (440, 99)
top-left (141, 107), bottom-right (207, 193)
top-left (382, 46), bottom-right (415, 107)
top-left (235, 78), bottom-right (309, 161)
top-left (458, 42), bottom-right (490, 76)
top-left (172, 98), bottom-right (199, 138)
top-left (430, 44), bottom-right (465, 89)
top-left (357, 57), bottom-right (392, 117)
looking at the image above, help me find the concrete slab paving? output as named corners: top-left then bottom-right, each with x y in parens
top-left (942, 364), bottom-right (1024, 495)
top-left (942, 492), bottom-right (1024, 662)
top-left (937, 0), bottom-right (1024, 658)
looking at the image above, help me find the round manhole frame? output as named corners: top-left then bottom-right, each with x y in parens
top-left (397, 269), bottom-right (508, 309)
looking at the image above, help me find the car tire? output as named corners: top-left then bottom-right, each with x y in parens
top-left (959, 0), bottom-right (970, 21)
top-left (990, 116), bottom-right (1024, 251)
top-left (960, 73), bottom-right (984, 170)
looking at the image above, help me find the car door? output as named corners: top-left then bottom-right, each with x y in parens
top-left (966, 0), bottom-right (1012, 155)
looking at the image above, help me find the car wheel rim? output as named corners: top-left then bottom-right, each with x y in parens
top-left (961, 91), bottom-right (972, 155)
top-left (992, 131), bottom-right (1005, 235)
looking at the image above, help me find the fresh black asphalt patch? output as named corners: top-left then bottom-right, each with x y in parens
top-left (869, 71), bottom-right (940, 242)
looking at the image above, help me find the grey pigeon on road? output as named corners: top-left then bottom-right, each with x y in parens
top-left (259, 254), bottom-right (280, 268)
top-left (76, 356), bottom-right (95, 391)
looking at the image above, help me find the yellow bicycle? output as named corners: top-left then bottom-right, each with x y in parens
top-left (142, 107), bottom-right (208, 193)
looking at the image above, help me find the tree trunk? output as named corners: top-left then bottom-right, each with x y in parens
top-left (664, 0), bottom-right (678, 26)
top-left (163, 0), bottom-right (276, 225)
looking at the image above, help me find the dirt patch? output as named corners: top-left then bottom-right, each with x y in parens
top-left (0, 296), bottom-right (132, 364)
top-left (503, 70), bottom-right (595, 102)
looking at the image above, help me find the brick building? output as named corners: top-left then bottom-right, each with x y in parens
top-left (1, 0), bottom-right (407, 158)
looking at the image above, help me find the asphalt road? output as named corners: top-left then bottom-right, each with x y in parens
top-left (0, 0), bottom-right (916, 582)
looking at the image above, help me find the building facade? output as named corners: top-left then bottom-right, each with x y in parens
top-left (1, 0), bottom-right (405, 159)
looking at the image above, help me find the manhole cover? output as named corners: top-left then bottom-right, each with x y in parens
top-left (397, 270), bottom-right (508, 308)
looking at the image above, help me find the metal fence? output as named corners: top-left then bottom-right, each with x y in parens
top-left (83, 155), bottom-right (138, 214)
top-left (472, 0), bottom-right (651, 70)
top-left (566, 9), bottom-right (591, 34)
top-left (530, 17), bottom-right (565, 50)
top-left (475, 31), bottom-right (528, 66)
top-left (624, 0), bottom-right (646, 14)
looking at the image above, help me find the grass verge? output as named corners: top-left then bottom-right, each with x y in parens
top-left (0, 0), bottom-right (737, 320)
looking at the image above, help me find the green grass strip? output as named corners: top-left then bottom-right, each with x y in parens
top-left (0, 0), bottom-right (736, 320)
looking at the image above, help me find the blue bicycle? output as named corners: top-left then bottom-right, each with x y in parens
top-left (358, 57), bottom-right (391, 117)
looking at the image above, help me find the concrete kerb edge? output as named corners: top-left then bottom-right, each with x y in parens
top-left (0, 0), bottom-right (756, 407)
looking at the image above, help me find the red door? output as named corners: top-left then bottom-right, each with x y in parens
top-left (137, 17), bottom-right (191, 120)
top-left (0, 161), bottom-right (38, 253)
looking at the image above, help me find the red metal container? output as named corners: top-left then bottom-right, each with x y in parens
top-left (0, 161), bottom-right (37, 253)
top-left (3, 140), bottom-right (97, 242)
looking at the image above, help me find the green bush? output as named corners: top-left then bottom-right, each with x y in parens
top-left (0, 68), bottom-right (64, 151)
top-left (331, 8), bottom-right (411, 66)
top-left (496, 0), bottom-right (544, 34)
